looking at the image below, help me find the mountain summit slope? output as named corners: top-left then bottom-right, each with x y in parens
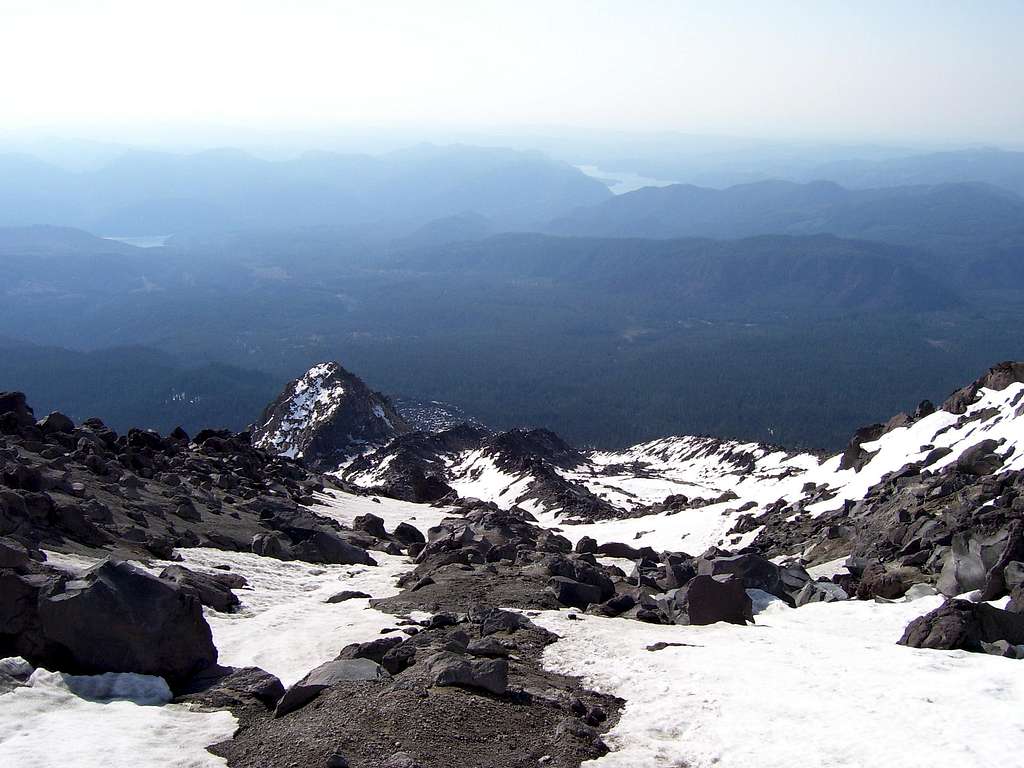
top-left (252, 362), bottom-right (409, 468)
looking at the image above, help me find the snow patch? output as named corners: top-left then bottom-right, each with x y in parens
top-left (535, 595), bottom-right (1024, 768)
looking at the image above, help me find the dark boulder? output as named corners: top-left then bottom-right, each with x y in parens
top-left (422, 651), bottom-right (508, 695)
top-left (394, 522), bottom-right (426, 545)
top-left (0, 392), bottom-right (35, 429)
top-left (899, 599), bottom-right (1024, 654)
top-left (592, 592), bottom-right (637, 617)
top-left (251, 532), bottom-right (293, 560)
top-left (352, 513), bottom-right (387, 538)
top-left (159, 565), bottom-right (240, 613)
top-left (856, 562), bottom-right (908, 600)
top-left (672, 574), bottom-right (753, 626)
top-left (574, 536), bottom-right (598, 554)
top-left (336, 636), bottom-right (403, 665)
top-left (697, 553), bottom-right (809, 606)
top-left (291, 530), bottom-right (376, 566)
top-left (276, 658), bottom-right (390, 716)
top-left (37, 411), bottom-right (74, 435)
top-left (838, 424), bottom-right (885, 471)
top-left (35, 560), bottom-right (217, 687)
top-left (795, 580), bottom-right (849, 606)
top-left (180, 665), bottom-right (285, 709)
top-left (594, 541), bottom-right (656, 561)
top-left (547, 576), bottom-right (603, 610)
top-left (325, 590), bottom-right (371, 604)
top-left (955, 440), bottom-right (1004, 476)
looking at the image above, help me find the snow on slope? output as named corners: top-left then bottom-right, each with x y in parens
top-left (574, 435), bottom-right (819, 510)
top-left (535, 595), bottom-right (1024, 768)
top-left (446, 449), bottom-right (537, 508)
top-left (0, 665), bottom-right (235, 768)
top-left (312, 489), bottom-right (457, 535)
top-left (445, 383), bottom-right (1024, 556)
top-left (167, 547), bottom-right (420, 686)
top-left (798, 382), bottom-right (1024, 517)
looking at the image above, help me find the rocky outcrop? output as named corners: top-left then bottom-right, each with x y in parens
top-left (942, 361), bottom-right (1024, 414)
top-left (1, 555), bottom-right (217, 689)
top-left (253, 362), bottom-right (410, 468)
top-left (899, 599), bottom-right (1024, 656)
top-left (0, 391), bottom-right (394, 566)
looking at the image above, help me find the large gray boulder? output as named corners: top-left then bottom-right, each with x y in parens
top-left (159, 565), bottom-right (240, 613)
top-left (422, 651), bottom-right (508, 695)
top-left (35, 560), bottom-right (218, 687)
top-left (276, 658), bottom-right (390, 716)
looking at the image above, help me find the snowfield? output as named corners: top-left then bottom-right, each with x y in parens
top-left (312, 489), bottom-right (458, 537)
top-left (534, 596), bottom-right (1024, 768)
top-left (429, 383), bottom-right (1024, 558)
top-left (169, 547), bottom-right (419, 686)
top-left (0, 666), bottom-right (235, 768)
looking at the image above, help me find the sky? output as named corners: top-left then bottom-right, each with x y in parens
top-left (1, 0), bottom-right (1022, 146)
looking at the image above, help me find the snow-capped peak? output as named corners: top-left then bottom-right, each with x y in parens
top-left (252, 361), bottom-right (409, 468)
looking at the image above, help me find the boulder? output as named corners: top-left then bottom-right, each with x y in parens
top-left (795, 580), bottom-right (849, 606)
top-left (0, 392), bottom-right (35, 429)
top-left (672, 574), bottom-right (753, 626)
top-left (422, 651), bottom-right (508, 695)
top-left (955, 440), bottom-right (1004, 476)
top-left (352, 513), bottom-right (387, 538)
top-left (251, 532), bottom-right (293, 560)
top-left (466, 637), bottom-right (509, 658)
top-left (856, 562), bottom-right (908, 600)
top-left (594, 541), bottom-right (655, 560)
top-left (898, 599), bottom-right (1024, 653)
top-left (938, 533), bottom-right (1005, 597)
top-left (291, 530), bottom-right (376, 566)
top-left (547, 576), bottom-right (603, 609)
top-left (697, 553), bottom-right (808, 606)
top-left (394, 522), bottom-right (426, 545)
top-left (336, 637), bottom-right (403, 665)
top-left (276, 658), bottom-right (390, 716)
top-left (37, 411), bottom-right (74, 434)
top-left (0, 536), bottom-right (36, 570)
top-left (981, 523), bottom-right (1024, 601)
top-left (159, 565), bottom-right (240, 613)
top-left (592, 592), bottom-right (637, 617)
top-left (35, 560), bottom-right (217, 687)
top-left (574, 536), bottom-right (598, 554)
top-left (181, 665), bottom-right (285, 709)
top-left (325, 590), bottom-right (371, 604)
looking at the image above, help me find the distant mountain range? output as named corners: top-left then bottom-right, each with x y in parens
top-left (2, 142), bottom-right (1024, 451)
top-left (0, 144), bottom-right (610, 235)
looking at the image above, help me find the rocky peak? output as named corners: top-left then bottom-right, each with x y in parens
top-left (252, 362), bottom-right (410, 469)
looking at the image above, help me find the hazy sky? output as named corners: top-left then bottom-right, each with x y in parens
top-left (2, 0), bottom-right (1022, 145)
